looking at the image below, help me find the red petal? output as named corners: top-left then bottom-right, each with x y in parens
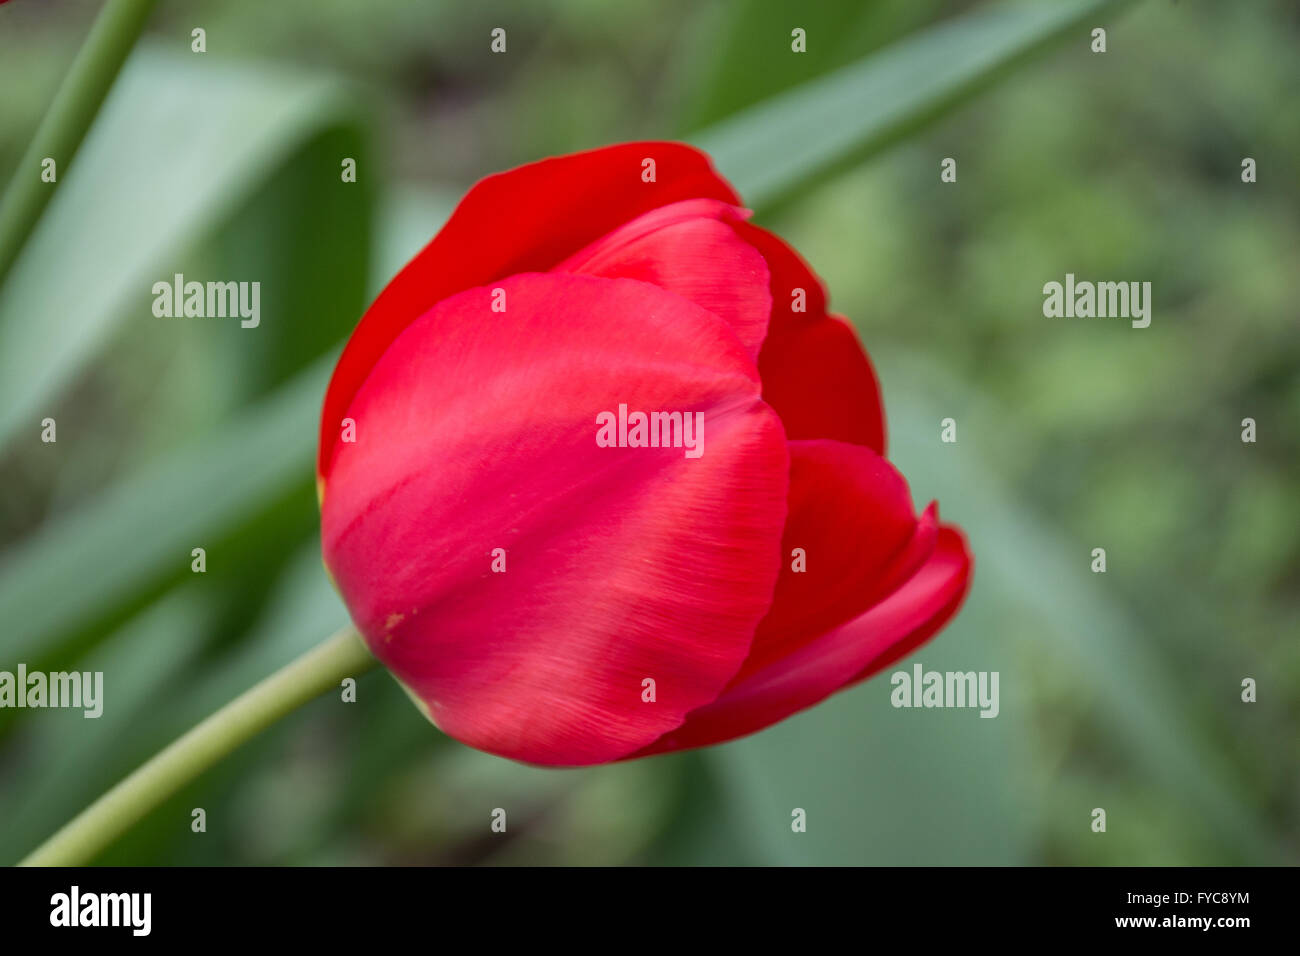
top-left (758, 313), bottom-right (887, 453)
top-left (554, 199), bottom-right (771, 359)
top-left (730, 220), bottom-right (828, 335)
top-left (635, 524), bottom-right (972, 755)
top-left (320, 272), bottom-right (789, 766)
top-left (727, 220), bottom-right (886, 452)
top-left (729, 439), bottom-right (937, 685)
top-left (319, 142), bottom-right (741, 481)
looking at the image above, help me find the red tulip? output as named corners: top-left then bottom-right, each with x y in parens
top-left (318, 142), bottom-right (972, 766)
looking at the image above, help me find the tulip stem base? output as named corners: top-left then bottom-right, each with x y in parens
top-left (18, 625), bottom-right (376, 866)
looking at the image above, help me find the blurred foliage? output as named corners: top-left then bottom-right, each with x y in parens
top-left (0, 0), bottom-right (1295, 865)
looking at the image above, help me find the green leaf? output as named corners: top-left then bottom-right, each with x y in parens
top-left (2, 542), bottom-right (354, 865)
top-left (0, 355), bottom-right (324, 674)
top-left (678, 0), bottom-right (946, 133)
top-left (0, 0), bottom-right (158, 286)
top-left (0, 45), bottom-right (372, 452)
top-left (0, 178), bottom-right (456, 675)
top-left (0, 588), bottom-right (209, 863)
top-left (882, 350), bottom-right (1281, 863)
top-left (694, 0), bottom-right (1134, 209)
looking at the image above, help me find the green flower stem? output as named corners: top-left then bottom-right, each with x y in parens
top-left (0, 0), bottom-right (159, 288)
top-left (19, 625), bottom-right (376, 867)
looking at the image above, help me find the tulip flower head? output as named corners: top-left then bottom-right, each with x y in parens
top-left (319, 142), bottom-right (972, 766)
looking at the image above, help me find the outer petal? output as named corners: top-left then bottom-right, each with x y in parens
top-left (729, 439), bottom-right (937, 684)
top-left (759, 315), bottom-right (887, 453)
top-left (554, 199), bottom-right (771, 359)
top-left (730, 220), bottom-right (827, 335)
top-left (636, 524), bottom-right (972, 756)
top-left (731, 220), bottom-right (886, 454)
top-left (321, 272), bottom-right (789, 765)
top-left (319, 142), bottom-right (741, 480)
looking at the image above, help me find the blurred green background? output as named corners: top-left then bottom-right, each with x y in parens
top-left (0, 0), bottom-right (1296, 865)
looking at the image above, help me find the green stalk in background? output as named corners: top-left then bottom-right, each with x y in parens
top-left (19, 626), bottom-right (376, 867)
top-left (0, 0), bottom-right (158, 288)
